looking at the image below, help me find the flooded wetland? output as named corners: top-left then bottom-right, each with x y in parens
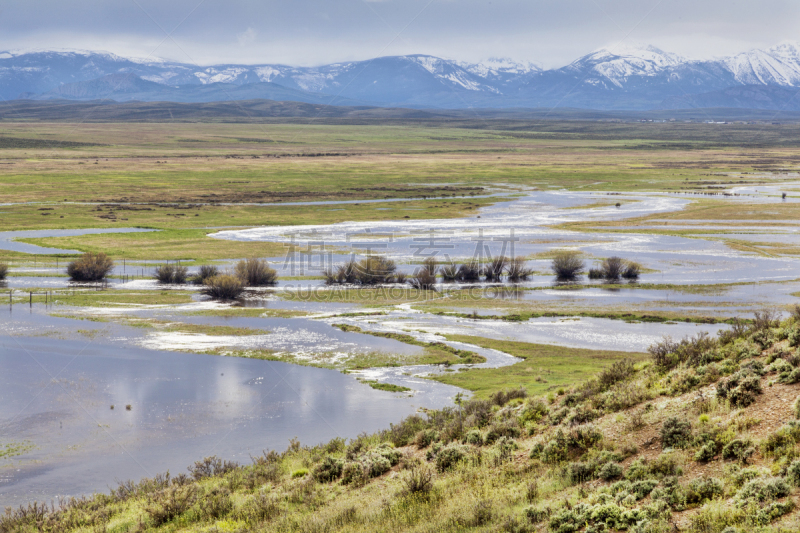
top-left (2, 120), bottom-right (800, 511)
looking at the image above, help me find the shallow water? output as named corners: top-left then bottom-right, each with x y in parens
top-left (0, 333), bottom-right (461, 508)
top-left (0, 228), bottom-right (156, 255)
top-left (211, 191), bottom-right (800, 286)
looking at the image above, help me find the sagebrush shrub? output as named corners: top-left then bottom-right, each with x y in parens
top-left (661, 417), bottom-right (692, 448)
top-left (312, 456), bottom-right (343, 483)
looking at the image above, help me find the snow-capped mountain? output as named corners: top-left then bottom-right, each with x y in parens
top-left (724, 42), bottom-right (800, 86)
top-left (565, 44), bottom-right (685, 88)
top-left (5, 42), bottom-right (800, 110)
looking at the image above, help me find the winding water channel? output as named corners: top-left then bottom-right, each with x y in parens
top-left (2, 188), bottom-right (797, 507)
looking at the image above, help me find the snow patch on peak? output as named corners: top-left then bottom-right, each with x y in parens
top-left (459, 58), bottom-right (541, 77)
top-left (725, 43), bottom-right (800, 86)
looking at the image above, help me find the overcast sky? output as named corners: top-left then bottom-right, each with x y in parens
top-left (2, 0), bottom-right (799, 67)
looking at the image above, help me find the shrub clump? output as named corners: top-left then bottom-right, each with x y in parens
top-left (551, 251), bottom-right (584, 281)
top-left (235, 258), bottom-right (277, 286)
top-left (599, 256), bottom-right (625, 281)
top-left (409, 258), bottom-right (437, 291)
top-left (202, 274), bottom-right (244, 300)
top-left (0, 262), bottom-right (7, 280)
top-left (67, 252), bottom-right (114, 281)
top-left (506, 256), bottom-right (533, 282)
top-left (717, 370), bottom-right (762, 408)
top-left (192, 265), bottom-right (219, 284)
top-left (661, 417), bottom-right (692, 449)
top-left (312, 456), bottom-right (343, 483)
top-left (433, 443), bottom-right (471, 472)
top-left (154, 263), bottom-right (188, 284)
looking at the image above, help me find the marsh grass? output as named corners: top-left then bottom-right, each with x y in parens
top-left (551, 251), bottom-right (584, 281)
top-left (202, 274), bottom-right (245, 300)
top-left (66, 252), bottom-right (114, 281)
top-left (235, 258), bottom-right (277, 286)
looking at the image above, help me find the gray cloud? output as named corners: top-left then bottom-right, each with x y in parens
top-left (1, 0), bottom-right (799, 67)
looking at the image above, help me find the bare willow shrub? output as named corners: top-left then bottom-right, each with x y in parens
top-left (0, 262), bottom-right (7, 280)
top-left (483, 256), bottom-right (508, 281)
top-left (67, 252), bottom-right (114, 281)
top-left (441, 262), bottom-right (459, 282)
top-left (457, 261), bottom-right (482, 282)
top-left (193, 265), bottom-right (219, 285)
top-left (324, 259), bottom-right (357, 285)
top-left (506, 256), bottom-right (533, 282)
top-left (600, 256), bottom-right (625, 281)
top-left (410, 257), bottom-right (438, 290)
top-left (202, 275), bottom-right (244, 300)
top-left (154, 264), bottom-right (188, 284)
top-left (551, 251), bottom-right (584, 281)
top-left (236, 258), bottom-right (277, 286)
top-left (622, 261), bottom-right (641, 280)
top-left (354, 256), bottom-right (397, 285)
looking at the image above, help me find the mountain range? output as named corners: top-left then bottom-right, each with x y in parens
top-left (4, 43), bottom-right (800, 111)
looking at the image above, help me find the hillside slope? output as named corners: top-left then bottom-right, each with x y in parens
top-left (4, 310), bottom-right (800, 532)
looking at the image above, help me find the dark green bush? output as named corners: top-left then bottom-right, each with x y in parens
top-left (67, 252), bottom-right (114, 281)
top-left (661, 417), bottom-right (692, 449)
top-left (722, 439), bottom-right (754, 463)
top-left (464, 429), bottom-right (483, 446)
top-left (0, 263), bottom-right (7, 280)
top-left (597, 359), bottom-right (636, 391)
top-left (786, 459), bottom-right (800, 486)
top-left (694, 441), bottom-right (718, 463)
top-left (717, 371), bottom-right (762, 408)
top-left (735, 477), bottom-right (790, 504)
top-left (414, 429), bottom-right (439, 448)
top-left (597, 461), bottom-right (623, 481)
top-left (434, 443), bottom-right (471, 471)
top-left (312, 456), bottom-right (343, 483)
top-left (686, 477), bottom-right (724, 504)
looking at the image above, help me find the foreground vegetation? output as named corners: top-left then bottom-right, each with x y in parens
top-left (7, 308), bottom-right (800, 532)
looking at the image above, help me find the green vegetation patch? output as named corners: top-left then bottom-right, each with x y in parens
top-left (432, 335), bottom-right (647, 398)
top-left (359, 380), bottom-right (412, 393)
